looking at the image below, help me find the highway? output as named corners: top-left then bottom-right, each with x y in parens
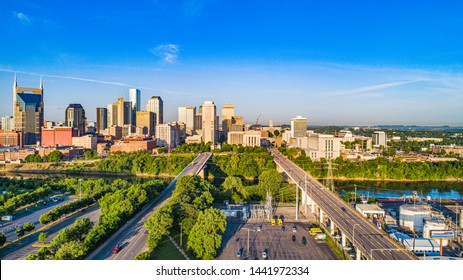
top-left (87, 153), bottom-right (211, 260)
top-left (0, 203), bottom-right (101, 260)
top-left (0, 197), bottom-right (71, 242)
top-left (271, 148), bottom-right (416, 260)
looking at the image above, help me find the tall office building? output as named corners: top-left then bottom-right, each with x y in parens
top-left (96, 108), bottom-right (108, 134)
top-left (129, 89), bottom-right (141, 112)
top-left (178, 106), bottom-right (196, 134)
top-left (117, 97), bottom-right (124, 127)
top-left (1, 116), bottom-right (15, 131)
top-left (372, 131), bottom-right (387, 147)
top-left (221, 104), bottom-right (235, 139)
top-left (107, 102), bottom-right (118, 127)
top-left (65, 104), bottom-right (86, 136)
top-left (202, 101), bottom-right (217, 144)
top-left (13, 75), bottom-right (44, 145)
top-left (123, 101), bottom-right (132, 125)
top-left (129, 88), bottom-right (141, 126)
top-left (136, 111), bottom-right (156, 136)
top-left (146, 96), bottom-right (163, 125)
top-left (291, 116), bottom-right (307, 138)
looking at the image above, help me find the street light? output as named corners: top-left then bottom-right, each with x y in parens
top-left (241, 227), bottom-right (257, 257)
top-left (79, 178), bottom-right (83, 201)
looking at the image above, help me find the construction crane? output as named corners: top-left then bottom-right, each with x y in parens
top-left (255, 113), bottom-right (262, 127)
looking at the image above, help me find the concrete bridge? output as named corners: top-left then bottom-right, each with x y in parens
top-left (271, 148), bottom-right (416, 260)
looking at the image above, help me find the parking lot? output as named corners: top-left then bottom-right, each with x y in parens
top-left (217, 221), bottom-right (337, 260)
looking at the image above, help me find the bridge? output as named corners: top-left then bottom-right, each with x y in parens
top-left (271, 148), bottom-right (416, 260)
top-left (87, 153), bottom-right (211, 260)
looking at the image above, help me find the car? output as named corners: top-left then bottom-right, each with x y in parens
top-left (348, 252), bottom-right (356, 259)
top-left (112, 244), bottom-right (122, 254)
top-left (236, 249), bottom-right (242, 258)
top-left (292, 225), bottom-right (297, 233)
top-left (343, 246), bottom-right (352, 251)
top-left (456, 251), bottom-right (463, 257)
top-left (291, 235), bottom-right (296, 242)
top-left (257, 225), bottom-right (262, 232)
top-left (262, 250), bottom-right (268, 258)
top-left (301, 236), bottom-right (307, 246)
top-left (281, 226), bottom-right (285, 232)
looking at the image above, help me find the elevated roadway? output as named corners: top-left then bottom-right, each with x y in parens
top-left (87, 153), bottom-right (211, 260)
top-left (271, 148), bottom-right (416, 260)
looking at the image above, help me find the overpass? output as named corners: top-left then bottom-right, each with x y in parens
top-left (271, 148), bottom-right (416, 260)
top-left (87, 153), bottom-right (211, 260)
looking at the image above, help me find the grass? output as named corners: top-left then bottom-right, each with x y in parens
top-left (149, 235), bottom-right (185, 260)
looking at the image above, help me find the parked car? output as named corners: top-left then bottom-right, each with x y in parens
top-left (292, 225), bottom-right (297, 233)
top-left (281, 226), bottom-right (285, 232)
top-left (301, 236), bottom-right (307, 246)
top-left (257, 225), bottom-right (262, 232)
top-left (292, 235), bottom-right (296, 242)
top-left (262, 249), bottom-right (268, 258)
top-left (236, 248), bottom-right (242, 258)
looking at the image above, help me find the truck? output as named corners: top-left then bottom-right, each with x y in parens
top-left (277, 218), bottom-right (283, 226)
top-left (271, 218), bottom-right (276, 226)
top-left (1, 215), bottom-right (14, 221)
top-left (309, 227), bottom-right (322, 236)
top-left (314, 233), bottom-right (326, 240)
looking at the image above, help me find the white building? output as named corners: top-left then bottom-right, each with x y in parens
top-left (1, 116), bottom-right (14, 130)
top-left (178, 106), bottom-right (196, 134)
top-left (201, 101), bottom-right (218, 144)
top-left (72, 135), bottom-right (97, 151)
top-left (423, 216), bottom-right (449, 246)
top-left (305, 133), bottom-right (341, 160)
top-left (290, 116), bottom-right (307, 138)
top-left (372, 131), bottom-right (387, 147)
top-left (227, 131), bottom-right (261, 147)
top-left (146, 96), bottom-right (163, 125)
top-left (155, 123), bottom-right (180, 148)
top-left (129, 88), bottom-right (141, 112)
top-left (399, 204), bottom-right (432, 233)
top-left (355, 204), bottom-right (386, 218)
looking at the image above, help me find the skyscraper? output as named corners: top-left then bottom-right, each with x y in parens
top-left (146, 96), bottom-right (163, 125)
top-left (65, 104), bottom-right (86, 136)
top-left (107, 102), bottom-right (118, 127)
top-left (13, 75), bottom-right (44, 145)
top-left (117, 97), bottom-right (124, 127)
top-left (1, 116), bottom-right (14, 131)
top-left (96, 108), bottom-right (108, 134)
top-left (290, 116), bottom-right (307, 138)
top-left (202, 101), bottom-right (217, 144)
top-left (178, 106), bottom-right (196, 134)
top-left (136, 111), bottom-right (156, 136)
top-left (129, 88), bottom-right (141, 112)
top-left (221, 103), bottom-right (235, 139)
top-left (123, 101), bottom-right (132, 125)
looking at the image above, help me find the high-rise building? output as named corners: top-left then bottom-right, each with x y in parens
top-left (146, 96), bottom-right (163, 125)
top-left (1, 116), bottom-right (15, 131)
top-left (202, 101), bottom-right (217, 144)
top-left (178, 106), bottom-right (196, 134)
top-left (13, 75), bottom-right (44, 146)
top-left (117, 97), bottom-right (124, 127)
top-left (372, 131), bottom-right (387, 147)
top-left (156, 123), bottom-right (180, 148)
top-left (129, 89), bottom-right (141, 112)
top-left (96, 108), bottom-right (108, 134)
top-left (123, 101), bottom-right (132, 125)
top-left (107, 102), bottom-right (118, 127)
top-left (136, 111), bottom-right (156, 136)
top-left (65, 104), bottom-right (86, 136)
top-left (291, 116), bottom-right (307, 138)
top-left (221, 104), bottom-right (235, 139)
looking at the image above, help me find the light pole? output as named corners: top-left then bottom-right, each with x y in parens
top-left (242, 227), bottom-right (256, 257)
top-left (180, 222), bottom-right (183, 248)
top-left (79, 178), bottom-right (83, 201)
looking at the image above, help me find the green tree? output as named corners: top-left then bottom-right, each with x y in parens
top-left (84, 149), bottom-right (99, 160)
top-left (23, 222), bottom-right (35, 232)
top-left (187, 207), bottom-right (227, 260)
top-left (16, 227), bottom-right (25, 237)
top-left (0, 232), bottom-right (6, 246)
top-left (38, 232), bottom-right (48, 243)
top-left (25, 254), bottom-right (37, 260)
top-left (135, 251), bottom-right (150, 260)
top-left (258, 169), bottom-right (282, 197)
top-left (46, 151), bottom-right (63, 162)
top-left (37, 247), bottom-right (51, 260)
top-left (54, 240), bottom-right (87, 260)
top-left (144, 205), bottom-right (173, 250)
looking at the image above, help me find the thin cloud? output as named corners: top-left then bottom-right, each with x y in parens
top-left (328, 80), bottom-right (425, 97)
top-left (150, 44), bottom-right (179, 63)
top-left (13, 11), bottom-right (31, 23)
top-left (0, 68), bottom-right (153, 90)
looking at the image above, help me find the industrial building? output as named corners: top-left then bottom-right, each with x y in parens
top-left (399, 204), bottom-right (432, 233)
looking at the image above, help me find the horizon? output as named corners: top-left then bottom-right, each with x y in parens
top-left (1, 1), bottom-right (462, 126)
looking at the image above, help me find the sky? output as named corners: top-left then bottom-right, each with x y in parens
top-left (0, 0), bottom-right (462, 126)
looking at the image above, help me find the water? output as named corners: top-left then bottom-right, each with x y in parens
top-left (334, 180), bottom-right (463, 200)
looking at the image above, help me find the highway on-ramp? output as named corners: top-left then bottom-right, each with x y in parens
top-left (271, 148), bottom-right (416, 260)
top-left (87, 153), bottom-right (211, 260)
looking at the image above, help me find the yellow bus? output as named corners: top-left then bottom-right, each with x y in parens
top-left (309, 227), bottom-right (322, 236)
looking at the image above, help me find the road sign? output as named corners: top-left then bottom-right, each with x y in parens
top-left (430, 230), bottom-right (454, 239)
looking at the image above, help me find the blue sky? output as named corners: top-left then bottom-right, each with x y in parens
top-left (1, 0), bottom-right (462, 125)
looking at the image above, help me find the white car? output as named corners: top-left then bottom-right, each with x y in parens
top-left (262, 250), bottom-right (268, 258)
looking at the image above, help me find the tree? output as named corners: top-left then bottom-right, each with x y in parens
top-left (84, 149), bottom-right (99, 160)
top-left (135, 251), bottom-right (150, 260)
top-left (23, 222), bottom-right (35, 232)
top-left (46, 151), bottom-right (63, 162)
top-left (144, 205), bottom-right (173, 250)
top-left (38, 232), bottom-right (48, 243)
top-left (187, 207), bottom-right (226, 260)
top-left (25, 254), bottom-right (37, 260)
top-left (54, 240), bottom-right (87, 260)
top-left (16, 227), bottom-right (25, 237)
top-left (0, 232), bottom-right (6, 246)
top-left (273, 130), bottom-right (280, 137)
top-left (258, 169), bottom-right (282, 197)
top-left (37, 247), bottom-right (51, 260)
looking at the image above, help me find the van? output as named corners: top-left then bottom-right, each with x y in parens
top-left (1, 215), bottom-right (13, 221)
top-left (314, 233), bottom-right (326, 240)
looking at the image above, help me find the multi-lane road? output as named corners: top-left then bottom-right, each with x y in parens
top-left (0, 203), bottom-right (101, 260)
top-left (87, 153), bottom-right (211, 260)
top-left (271, 148), bottom-right (416, 260)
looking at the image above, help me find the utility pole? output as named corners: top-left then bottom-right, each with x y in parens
top-left (79, 178), bottom-right (83, 201)
top-left (304, 176), bottom-right (307, 215)
top-left (296, 184), bottom-right (299, 220)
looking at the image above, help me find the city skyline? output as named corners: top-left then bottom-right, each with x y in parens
top-left (1, 1), bottom-right (463, 125)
